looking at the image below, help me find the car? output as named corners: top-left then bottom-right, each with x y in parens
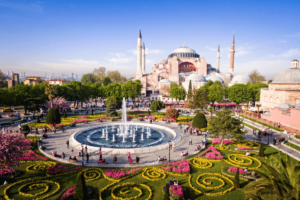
top-left (1, 108), bottom-right (13, 112)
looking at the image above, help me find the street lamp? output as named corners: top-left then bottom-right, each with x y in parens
top-left (168, 140), bottom-right (171, 163)
top-left (187, 113), bottom-right (190, 124)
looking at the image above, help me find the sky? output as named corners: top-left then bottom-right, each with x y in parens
top-left (0, 0), bottom-right (300, 80)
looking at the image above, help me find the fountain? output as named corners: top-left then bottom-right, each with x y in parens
top-left (122, 134), bottom-right (126, 142)
top-left (112, 134), bottom-right (115, 142)
top-left (101, 129), bottom-right (105, 138)
top-left (141, 133), bottom-right (144, 140)
top-left (132, 133), bottom-right (136, 142)
top-left (105, 131), bottom-right (109, 140)
top-left (136, 124), bottom-right (137, 130)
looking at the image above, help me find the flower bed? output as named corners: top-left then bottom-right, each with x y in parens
top-left (160, 159), bottom-right (190, 174)
top-left (212, 138), bottom-right (234, 144)
top-left (61, 186), bottom-right (93, 200)
top-left (144, 116), bottom-right (155, 119)
top-left (142, 168), bottom-right (166, 181)
top-left (0, 169), bottom-right (11, 176)
top-left (26, 161), bottom-right (56, 173)
top-left (225, 154), bottom-right (262, 170)
top-left (189, 158), bottom-right (213, 169)
top-left (18, 150), bottom-right (48, 161)
top-left (111, 182), bottom-right (152, 200)
top-left (228, 166), bottom-right (247, 174)
top-left (237, 146), bottom-right (252, 150)
top-left (73, 119), bottom-right (89, 123)
top-left (170, 185), bottom-right (184, 200)
top-left (105, 168), bottom-right (141, 179)
top-left (47, 163), bottom-right (82, 175)
top-left (198, 146), bottom-right (224, 160)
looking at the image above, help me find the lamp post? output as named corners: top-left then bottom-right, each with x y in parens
top-left (168, 140), bottom-right (171, 163)
top-left (187, 113), bottom-right (189, 124)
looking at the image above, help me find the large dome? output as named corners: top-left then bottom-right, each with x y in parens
top-left (272, 68), bottom-right (300, 84)
top-left (186, 73), bottom-right (207, 83)
top-left (206, 75), bottom-right (224, 84)
top-left (230, 74), bottom-right (252, 85)
top-left (168, 45), bottom-right (200, 58)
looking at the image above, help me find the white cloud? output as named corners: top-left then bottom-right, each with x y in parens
top-left (106, 53), bottom-right (134, 64)
top-left (205, 46), bottom-right (217, 51)
top-left (146, 59), bottom-right (154, 64)
top-left (280, 48), bottom-right (300, 58)
top-left (128, 48), bottom-right (164, 55)
top-left (227, 45), bottom-right (250, 58)
top-left (61, 59), bottom-right (99, 65)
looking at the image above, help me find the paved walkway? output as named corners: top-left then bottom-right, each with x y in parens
top-left (38, 121), bottom-right (205, 167)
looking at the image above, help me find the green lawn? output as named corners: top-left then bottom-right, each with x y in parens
top-left (285, 142), bottom-right (300, 152)
top-left (0, 139), bottom-right (296, 200)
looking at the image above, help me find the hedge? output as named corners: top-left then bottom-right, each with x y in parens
top-left (240, 115), bottom-right (284, 132)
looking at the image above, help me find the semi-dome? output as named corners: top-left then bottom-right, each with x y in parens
top-left (230, 73), bottom-right (252, 85)
top-left (186, 73), bottom-right (207, 83)
top-left (206, 75), bottom-right (224, 84)
top-left (168, 45), bottom-right (200, 58)
top-left (278, 103), bottom-right (294, 109)
top-left (272, 68), bottom-right (300, 84)
top-left (159, 79), bottom-right (172, 83)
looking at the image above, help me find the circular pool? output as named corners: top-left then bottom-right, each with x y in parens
top-left (69, 122), bottom-right (181, 154)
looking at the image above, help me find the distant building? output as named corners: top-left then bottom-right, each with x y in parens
top-left (7, 73), bottom-right (19, 88)
top-left (48, 79), bottom-right (69, 86)
top-left (23, 76), bottom-right (43, 86)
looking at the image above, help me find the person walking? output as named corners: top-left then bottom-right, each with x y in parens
top-left (189, 137), bottom-right (192, 145)
top-left (85, 146), bottom-right (88, 154)
top-left (127, 152), bottom-right (131, 160)
top-left (66, 140), bottom-right (69, 149)
top-left (114, 155), bottom-right (117, 165)
top-left (86, 153), bottom-right (89, 163)
top-left (99, 151), bottom-right (102, 160)
top-left (62, 152), bottom-right (65, 160)
top-left (273, 138), bottom-right (277, 145)
top-left (172, 143), bottom-right (175, 152)
top-left (204, 139), bottom-right (207, 148)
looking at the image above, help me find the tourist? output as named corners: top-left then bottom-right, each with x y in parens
top-left (245, 151), bottom-right (250, 156)
top-left (99, 147), bottom-right (102, 152)
top-left (273, 122), bottom-right (276, 127)
top-left (270, 130), bottom-right (273, 137)
top-left (73, 156), bottom-right (77, 161)
top-left (127, 152), bottom-right (131, 160)
top-left (172, 143), bottom-right (175, 152)
top-left (86, 153), bottom-right (89, 163)
top-left (36, 128), bottom-right (38, 134)
top-left (53, 127), bottom-right (56, 134)
top-left (180, 151), bottom-right (184, 158)
top-left (114, 155), bottom-right (117, 165)
top-left (136, 156), bottom-right (140, 163)
top-left (273, 138), bottom-right (277, 145)
top-left (244, 168), bottom-right (248, 174)
top-left (189, 137), bottom-right (192, 145)
top-left (66, 140), bottom-right (69, 149)
top-left (62, 152), bottom-right (65, 160)
top-left (253, 128), bottom-right (256, 135)
top-left (40, 145), bottom-right (46, 151)
top-left (168, 179), bottom-right (173, 186)
top-left (85, 146), bottom-right (88, 153)
top-left (157, 156), bottom-right (161, 163)
top-left (99, 151), bottom-right (102, 160)
top-left (278, 122), bottom-right (280, 128)
top-left (129, 157), bottom-right (133, 163)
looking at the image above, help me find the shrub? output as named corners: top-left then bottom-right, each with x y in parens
top-left (64, 111), bottom-right (67, 118)
top-left (46, 108), bottom-right (61, 125)
top-left (150, 100), bottom-right (165, 114)
top-left (37, 116), bottom-right (40, 123)
top-left (105, 96), bottom-right (122, 109)
top-left (105, 103), bottom-right (118, 117)
top-left (74, 172), bottom-right (88, 200)
top-left (164, 183), bottom-right (169, 200)
top-left (21, 125), bottom-right (30, 137)
top-left (192, 113), bottom-right (207, 129)
top-left (258, 143), bottom-right (265, 157)
top-left (165, 108), bottom-right (179, 119)
top-left (240, 114), bottom-right (284, 132)
top-left (234, 167), bottom-right (240, 189)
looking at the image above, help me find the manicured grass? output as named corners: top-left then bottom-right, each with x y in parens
top-left (240, 114), bottom-right (284, 132)
top-left (242, 122), bottom-right (259, 131)
top-left (285, 142), bottom-right (300, 152)
top-left (0, 139), bottom-right (296, 200)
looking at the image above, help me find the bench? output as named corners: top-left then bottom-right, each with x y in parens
top-left (130, 162), bottom-right (139, 165)
top-left (69, 159), bottom-right (78, 162)
top-left (98, 162), bottom-right (108, 166)
top-left (157, 158), bottom-right (167, 163)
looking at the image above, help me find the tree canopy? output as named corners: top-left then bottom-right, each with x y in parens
top-left (249, 69), bottom-right (266, 83)
top-left (150, 100), bottom-right (165, 114)
top-left (169, 83), bottom-right (186, 103)
top-left (81, 74), bottom-right (96, 84)
top-left (227, 84), bottom-right (249, 106)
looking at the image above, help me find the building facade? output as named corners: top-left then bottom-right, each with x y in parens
top-left (24, 76), bottom-right (43, 86)
top-left (7, 73), bottom-right (19, 88)
top-left (48, 79), bottom-right (69, 86)
top-left (134, 30), bottom-right (235, 96)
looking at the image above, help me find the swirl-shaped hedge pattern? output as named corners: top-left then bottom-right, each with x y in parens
top-left (26, 161), bottom-right (56, 173)
top-left (225, 154), bottom-right (262, 170)
top-left (82, 168), bottom-right (102, 182)
top-left (142, 168), bottom-right (166, 181)
top-left (189, 158), bottom-right (213, 169)
top-left (4, 179), bottom-right (60, 200)
top-left (111, 182), bottom-right (152, 200)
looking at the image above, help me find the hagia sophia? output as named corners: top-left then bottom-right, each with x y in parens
top-left (134, 29), bottom-right (238, 96)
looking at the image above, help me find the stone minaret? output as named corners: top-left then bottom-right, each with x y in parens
top-left (142, 43), bottom-right (145, 74)
top-left (216, 44), bottom-right (220, 72)
top-left (136, 29), bottom-right (143, 78)
top-left (229, 32), bottom-right (235, 75)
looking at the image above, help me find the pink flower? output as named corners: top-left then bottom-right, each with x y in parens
top-left (160, 159), bottom-right (190, 173)
top-left (170, 185), bottom-right (184, 199)
top-left (199, 146), bottom-right (224, 159)
top-left (237, 146), bottom-right (252, 150)
top-left (212, 138), bottom-right (234, 144)
top-left (229, 166), bottom-right (247, 174)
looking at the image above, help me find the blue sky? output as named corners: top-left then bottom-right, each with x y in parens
top-left (0, 0), bottom-right (300, 80)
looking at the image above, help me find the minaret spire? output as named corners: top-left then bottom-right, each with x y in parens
top-left (232, 31), bottom-right (235, 44)
top-left (229, 32), bottom-right (235, 75)
top-left (138, 29), bottom-right (142, 38)
top-left (216, 44), bottom-right (220, 72)
top-left (142, 43), bottom-right (146, 74)
top-left (136, 29), bottom-right (143, 78)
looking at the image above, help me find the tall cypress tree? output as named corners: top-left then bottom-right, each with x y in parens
top-left (258, 143), bottom-right (265, 157)
top-left (105, 103), bottom-right (118, 117)
top-left (164, 183), bottom-right (169, 200)
top-left (187, 80), bottom-right (193, 100)
top-left (234, 167), bottom-right (240, 189)
top-left (74, 172), bottom-right (88, 200)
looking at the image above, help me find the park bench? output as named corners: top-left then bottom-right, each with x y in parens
top-left (98, 161), bottom-right (108, 166)
top-left (69, 159), bottom-right (78, 162)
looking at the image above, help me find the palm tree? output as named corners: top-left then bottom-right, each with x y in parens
top-left (45, 85), bottom-right (57, 108)
top-left (247, 155), bottom-right (300, 200)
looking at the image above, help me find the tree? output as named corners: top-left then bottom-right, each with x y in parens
top-left (187, 80), bottom-right (193, 101)
top-left (227, 84), bottom-right (249, 107)
top-left (81, 73), bottom-right (96, 84)
top-left (105, 96), bottom-right (122, 109)
top-left (103, 77), bottom-right (112, 86)
top-left (208, 109), bottom-right (246, 146)
top-left (234, 167), bottom-right (240, 189)
top-left (107, 71), bottom-right (126, 84)
top-left (247, 83), bottom-right (268, 106)
top-left (74, 172), bottom-right (88, 200)
top-left (247, 155), bottom-right (300, 200)
top-left (188, 88), bottom-right (210, 111)
top-left (105, 83), bottom-right (121, 97)
top-left (208, 84), bottom-right (224, 104)
top-left (92, 67), bottom-right (106, 84)
top-left (0, 70), bottom-right (7, 88)
top-left (268, 80), bottom-right (272, 83)
top-left (169, 83), bottom-right (186, 106)
top-left (258, 143), bottom-right (265, 157)
top-left (45, 97), bottom-right (70, 110)
top-left (192, 113), bottom-right (207, 129)
top-left (121, 80), bottom-right (143, 100)
top-left (249, 69), bottom-right (266, 83)
top-left (46, 108), bottom-right (61, 125)
top-left (45, 84), bottom-right (57, 108)
top-left (150, 100), bottom-right (165, 115)
top-left (105, 103), bottom-right (118, 117)
top-left (26, 98), bottom-right (44, 117)
top-left (164, 183), bottom-right (169, 200)
top-left (165, 108), bottom-right (179, 119)
top-left (0, 134), bottom-right (31, 172)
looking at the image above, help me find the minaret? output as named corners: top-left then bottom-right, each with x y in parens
top-left (142, 43), bottom-right (145, 74)
top-left (136, 29), bottom-right (143, 78)
top-left (229, 32), bottom-right (235, 75)
top-left (216, 44), bottom-right (220, 72)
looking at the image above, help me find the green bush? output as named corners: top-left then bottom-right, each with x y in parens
top-left (37, 116), bottom-right (40, 123)
top-left (74, 172), bottom-right (88, 200)
top-left (150, 100), bottom-right (165, 114)
top-left (258, 143), bottom-right (265, 157)
top-left (192, 113), bottom-right (207, 129)
top-left (165, 108), bottom-right (179, 119)
top-left (46, 108), bottom-right (61, 125)
top-left (64, 111), bottom-right (67, 118)
top-left (21, 124), bottom-right (30, 137)
top-left (234, 167), bottom-right (240, 189)
top-left (105, 103), bottom-right (118, 117)
top-left (105, 96), bottom-right (122, 109)
top-left (164, 183), bottom-right (169, 200)
top-left (240, 115), bottom-right (284, 132)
